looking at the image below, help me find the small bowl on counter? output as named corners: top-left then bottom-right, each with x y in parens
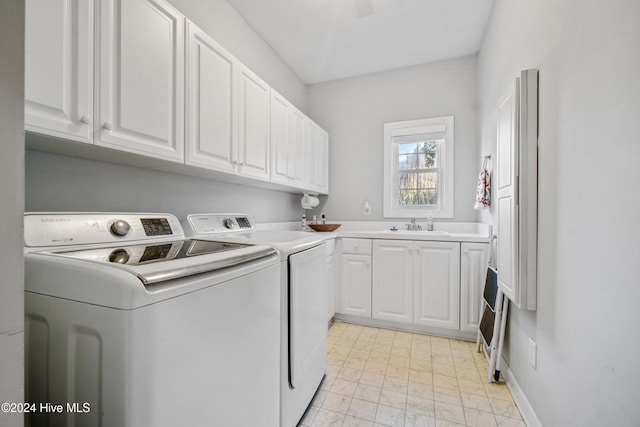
top-left (307, 224), bottom-right (341, 232)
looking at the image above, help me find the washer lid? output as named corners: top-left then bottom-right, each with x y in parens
top-left (40, 239), bottom-right (277, 284)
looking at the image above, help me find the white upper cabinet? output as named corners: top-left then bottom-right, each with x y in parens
top-left (270, 90), bottom-right (311, 189)
top-left (185, 21), bottom-right (237, 173)
top-left (270, 90), bottom-right (291, 184)
top-left (238, 65), bottom-right (271, 180)
top-left (96, 0), bottom-right (185, 162)
top-left (24, 0), bottom-right (328, 194)
top-left (306, 121), bottom-right (319, 191)
top-left (290, 107), bottom-right (307, 188)
top-left (304, 121), bottom-right (329, 195)
top-left (25, 0), bottom-right (94, 143)
top-left (317, 127), bottom-right (329, 194)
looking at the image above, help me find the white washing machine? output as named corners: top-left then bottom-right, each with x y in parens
top-left (182, 214), bottom-right (328, 427)
top-left (24, 213), bottom-right (281, 427)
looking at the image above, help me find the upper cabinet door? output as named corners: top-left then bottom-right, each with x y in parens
top-left (25, 0), bottom-right (94, 143)
top-left (306, 121), bottom-right (319, 191)
top-left (97, 0), bottom-right (185, 162)
top-left (238, 65), bottom-right (271, 180)
top-left (270, 90), bottom-right (291, 184)
top-left (290, 107), bottom-right (307, 188)
top-left (317, 127), bottom-right (329, 194)
top-left (185, 21), bottom-right (237, 173)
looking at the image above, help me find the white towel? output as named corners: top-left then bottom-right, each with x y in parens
top-left (474, 159), bottom-right (491, 210)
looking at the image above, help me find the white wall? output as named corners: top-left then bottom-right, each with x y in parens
top-left (307, 55), bottom-right (480, 222)
top-left (478, 1), bottom-right (640, 426)
top-left (26, 151), bottom-right (301, 222)
top-left (26, 0), bottom-right (310, 222)
top-left (0, 1), bottom-right (24, 426)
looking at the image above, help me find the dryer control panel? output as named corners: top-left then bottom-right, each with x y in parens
top-left (182, 214), bottom-right (256, 236)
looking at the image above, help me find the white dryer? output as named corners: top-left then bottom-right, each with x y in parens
top-left (24, 213), bottom-right (281, 427)
top-left (182, 214), bottom-right (328, 427)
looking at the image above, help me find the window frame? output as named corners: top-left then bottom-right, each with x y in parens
top-left (383, 116), bottom-right (454, 219)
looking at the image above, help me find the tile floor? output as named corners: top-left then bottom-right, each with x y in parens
top-left (299, 321), bottom-right (525, 427)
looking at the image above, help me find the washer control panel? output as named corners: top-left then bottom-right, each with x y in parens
top-left (24, 213), bottom-right (183, 247)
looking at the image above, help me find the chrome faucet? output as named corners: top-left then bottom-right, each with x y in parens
top-left (406, 217), bottom-right (422, 231)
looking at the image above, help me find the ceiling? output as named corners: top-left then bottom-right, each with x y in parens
top-left (227, 0), bottom-right (495, 84)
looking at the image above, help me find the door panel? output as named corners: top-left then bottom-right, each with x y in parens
top-left (25, 0), bottom-right (94, 143)
top-left (98, 0), bottom-right (184, 161)
top-left (185, 22), bottom-right (236, 172)
top-left (289, 245), bottom-right (327, 388)
top-left (372, 240), bottom-right (413, 322)
top-left (414, 241), bottom-right (460, 330)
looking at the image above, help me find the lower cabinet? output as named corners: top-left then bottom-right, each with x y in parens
top-left (340, 239), bottom-right (372, 318)
top-left (326, 238), bottom-right (336, 321)
top-left (372, 240), bottom-right (413, 322)
top-left (413, 241), bottom-right (460, 330)
top-left (460, 242), bottom-right (490, 332)
top-left (372, 240), bottom-right (460, 330)
top-left (337, 237), bottom-right (488, 337)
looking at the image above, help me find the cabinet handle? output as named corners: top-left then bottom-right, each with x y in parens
top-left (79, 115), bottom-right (92, 125)
top-left (103, 122), bottom-right (113, 131)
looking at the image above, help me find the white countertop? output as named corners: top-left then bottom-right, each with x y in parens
top-left (256, 220), bottom-right (491, 243)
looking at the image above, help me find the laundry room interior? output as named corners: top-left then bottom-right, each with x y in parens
top-left (1, 1), bottom-right (639, 427)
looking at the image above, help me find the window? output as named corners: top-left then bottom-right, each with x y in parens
top-left (383, 116), bottom-right (454, 218)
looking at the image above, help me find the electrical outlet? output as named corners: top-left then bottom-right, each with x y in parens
top-left (363, 201), bottom-right (371, 215)
top-left (528, 338), bottom-right (537, 369)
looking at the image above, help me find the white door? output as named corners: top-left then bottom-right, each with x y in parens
top-left (414, 241), bottom-right (460, 330)
top-left (317, 127), bottom-right (330, 194)
top-left (238, 65), bottom-right (271, 180)
top-left (496, 81), bottom-right (519, 302)
top-left (372, 240), bottom-right (413, 323)
top-left (327, 253), bottom-right (335, 320)
top-left (460, 243), bottom-right (489, 332)
top-left (185, 21), bottom-right (237, 173)
top-left (291, 107), bottom-right (307, 188)
top-left (306, 121), bottom-right (319, 191)
top-left (270, 90), bottom-right (291, 184)
top-left (97, 0), bottom-right (185, 162)
top-left (25, 0), bottom-right (94, 143)
top-left (340, 254), bottom-right (372, 318)
top-left (289, 245), bottom-right (327, 388)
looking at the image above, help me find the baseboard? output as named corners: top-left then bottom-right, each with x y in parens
top-left (333, 314), bottom-right (477, 341)
top-left (501, 357), bottom-right (543, 427)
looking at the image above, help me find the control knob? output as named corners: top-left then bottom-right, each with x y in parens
top-left (108, 249), bottom-right (130, 264)
top-left (110, 219), bottom-right (131, 236)
top-left (223, 218), bottom-right (236, 230)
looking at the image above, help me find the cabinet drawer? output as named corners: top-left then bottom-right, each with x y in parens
top-left (341, 238), bottom-right (372, 255)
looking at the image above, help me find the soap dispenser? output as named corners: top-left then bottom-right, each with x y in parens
top-left (426, 215), bottom-right (434, 231)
